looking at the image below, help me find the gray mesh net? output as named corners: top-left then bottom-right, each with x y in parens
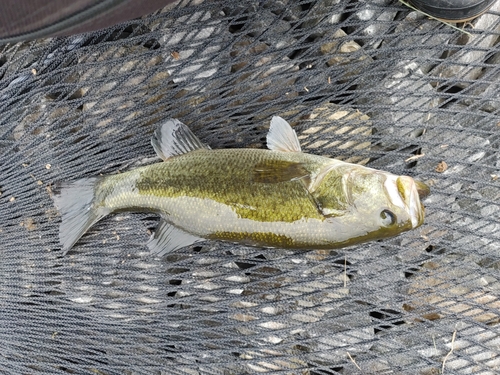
top-left (1, 0), bottom-right (500, 374)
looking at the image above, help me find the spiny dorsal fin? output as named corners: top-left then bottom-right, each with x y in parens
top-left (266, 116), bottom-right (302, 153)
top-left (151, 118), bottom-right (210, 161)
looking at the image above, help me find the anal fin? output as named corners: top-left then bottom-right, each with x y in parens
top-left (147, 218), bottom-right (205, 256)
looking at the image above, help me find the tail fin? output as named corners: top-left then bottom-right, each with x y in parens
top-left (52, 177), bottom-right (107, 255)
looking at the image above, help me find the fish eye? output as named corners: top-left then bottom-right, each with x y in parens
top-left (380, 209), bottom-right (396, 226)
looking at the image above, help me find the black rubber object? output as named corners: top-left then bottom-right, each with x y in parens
top-left (409, 0), bottom-right (497, 21)
top-left (0, 0), bottom-right (176, 44)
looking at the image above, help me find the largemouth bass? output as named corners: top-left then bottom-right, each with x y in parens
top-left (53, 117), bottom-right (429, 256)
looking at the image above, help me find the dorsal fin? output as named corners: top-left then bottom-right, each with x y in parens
top-left (266, 116), bottom-right (302, 153)
top-left (151, 118), bottom-right (210, 161)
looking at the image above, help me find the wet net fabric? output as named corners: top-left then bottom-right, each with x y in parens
top-left (1, 0), bottom-right (500, 374)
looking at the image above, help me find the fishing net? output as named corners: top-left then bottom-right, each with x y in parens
top-left (1, 0), bottom-right (499, 374)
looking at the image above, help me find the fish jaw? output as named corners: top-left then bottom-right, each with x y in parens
top-left (386, 175), bottom-right (427, 229)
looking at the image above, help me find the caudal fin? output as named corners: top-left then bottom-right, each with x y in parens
top-left (52, 177), bottom-right (106, 255)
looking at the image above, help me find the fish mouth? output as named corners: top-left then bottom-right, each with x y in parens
top-left (383, 175), bottom-right (427, 228)
top-left (395, 176), bottom-right (428, 228)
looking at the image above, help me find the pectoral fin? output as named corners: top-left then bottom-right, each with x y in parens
top-left (151, 118), bottom-right (210, 161)
top-left (148, 218), bottom-right (205, 256)
top-left (253, 160), bottom-right (311, 185)
top-left (266, 116), bottom-right (302, 152)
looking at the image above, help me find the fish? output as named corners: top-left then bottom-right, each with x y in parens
top-left (53, 116), bottom-right (430, 256)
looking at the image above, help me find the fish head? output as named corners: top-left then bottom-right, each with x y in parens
top-left (313, 164), bottom-right (429, 245)
top-left (341, 167), bottom-right (428, 241)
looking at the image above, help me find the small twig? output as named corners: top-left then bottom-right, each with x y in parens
top-left (405, 153), bottom-right (425, 162)
top-left (347, 352), bottom-right (361, 371)
top-left (398, 0), bottom-right (472, 36)
top-left (463, 21), bottom-right (475, 30)
top-left (441, 330), bottom-right (457, 374)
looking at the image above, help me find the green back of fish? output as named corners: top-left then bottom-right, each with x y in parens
top-left (127, 148), bottom-right (334, 223)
